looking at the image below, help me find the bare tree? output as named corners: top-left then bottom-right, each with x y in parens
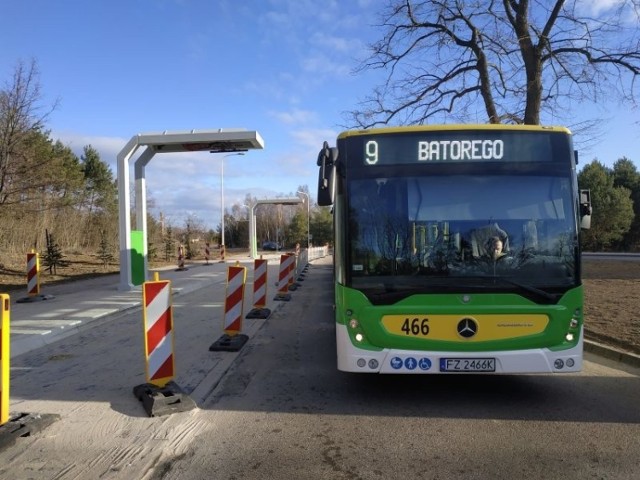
top-left (0, 59), bottom-right (58, 205)
top-left (347, 0), bottom-right (640, 128)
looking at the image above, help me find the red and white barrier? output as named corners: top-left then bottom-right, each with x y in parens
top-left (246, 258), bottom-right (271, 319)
top-left (286, 253), bottom-right (297, 288)
top-left (209, 263), bottom-right (250, 351)
top-left (26, 252), bottom-right (39, 297)
top-left (205, 242), bottom-right (210, 265)
top-left (219, 244), bottom-right (226, 263)
top-left (223, 264), bottom-right (247, 335)
top-left (16, 250), bottom-right (53, 303)
top-left (143, 279), bottom-right (175, 387)
top-left (252, 258), bottom-right (268, 309)
top-left (274, 254), bottom-right (296, 301)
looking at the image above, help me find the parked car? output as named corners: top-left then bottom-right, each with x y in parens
top-left (262, 241), bottom-right (281, 251)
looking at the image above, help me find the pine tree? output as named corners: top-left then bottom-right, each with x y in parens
top-left (42, 230), bottom-right (70, 274)
top-left (96, 230), bottom-right (115, 268)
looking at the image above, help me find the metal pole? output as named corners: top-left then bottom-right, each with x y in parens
top-left (221, 156), bottom-right (225, 248)
top-left (306, 196), bottom-right (310, 248)
top-left (297, 191), bottom-right (310, 249)
top-left (221, 153), bottom-right (244, 248)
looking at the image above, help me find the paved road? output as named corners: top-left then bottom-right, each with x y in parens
top-left (1, 256), bottom-right (638, 480)
top-left (167, 262), bottom-right (640, 479)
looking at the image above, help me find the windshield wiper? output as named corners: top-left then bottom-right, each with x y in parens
top-left (494, 277), bottom-right (557, 302)
top-left (361, 276), bottom-right (559, 305)
top-left (451, 275), bottom-right (558, 303)
top-left (365, 286), bottom-right (433, 305)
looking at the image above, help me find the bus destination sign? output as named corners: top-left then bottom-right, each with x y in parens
top-left (354, 130), bottom-right (559, 166)
top-left (417, 140), bottom-right (503, 162)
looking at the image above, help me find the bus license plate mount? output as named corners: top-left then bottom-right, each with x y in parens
top-left (440, 358), bottom-right (496, 372)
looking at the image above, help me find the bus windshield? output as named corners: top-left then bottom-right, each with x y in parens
top-left (347, 173), bottom-right (578, 303)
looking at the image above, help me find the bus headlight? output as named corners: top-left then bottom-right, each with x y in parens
top-left (347, 317), bottom-right (367, 344)
top-left (565, 333), bottom-right (574, 342)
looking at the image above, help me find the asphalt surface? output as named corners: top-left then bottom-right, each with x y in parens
top-left (5, 254), bottom-right (640, 367)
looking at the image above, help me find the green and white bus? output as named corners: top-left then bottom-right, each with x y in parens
top-left (316, 125), bottom-right (592, 374)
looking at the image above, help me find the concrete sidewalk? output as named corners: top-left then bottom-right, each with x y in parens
top-left (6, 257), bottom-right (267, 359)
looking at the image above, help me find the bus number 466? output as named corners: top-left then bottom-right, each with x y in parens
top-left (401, 318), bottom-right (430, 336)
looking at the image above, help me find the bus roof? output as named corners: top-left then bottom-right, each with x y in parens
top-left (337, 124), bottom-right (572, 139)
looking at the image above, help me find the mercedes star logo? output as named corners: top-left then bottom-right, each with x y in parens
top-left (457, 318), bottom-right (478, 338)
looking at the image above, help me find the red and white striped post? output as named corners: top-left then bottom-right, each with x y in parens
top-left (134, 273), bottom-right (196, 417)
top-left (246, 257), bottom-right (270, 319)
top-left (219, 244), bottom-right (226, 263)
top-left (286, 253), bottom-right (298, 289)
top-left (17, 250), bottom-right (53, 303)
top-left (26, 250), bottom-right (39, 297)
top-left (274, 254), bottom-right (295, 301)
top-left (204, 242), bottom-right (210, 265)
top-left (210, 262), bottom-right (249, 351)
top-left (142, 277), bottom-right (175, 387)
top-left (222, 264), bottom-right (247, 335)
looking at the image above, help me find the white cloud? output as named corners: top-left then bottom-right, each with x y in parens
top-left (580, 0), bottom-right (623, 15)
top-left (269, 108), bottom-right (318, 125)
top-left (291, 128), bottom-right (338, 150)
top-left (301, 53), bottom-right (351, 77)
top-left (309, 32), bottom-right (361, 54)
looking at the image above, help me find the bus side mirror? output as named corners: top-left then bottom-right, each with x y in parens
top-left (317, 141), bottom-right (338, 206)
top-left (580, 189), bottom-right (592, 230)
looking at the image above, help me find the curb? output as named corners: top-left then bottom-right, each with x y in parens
top-left (584, 340), bottom-right (640, 369)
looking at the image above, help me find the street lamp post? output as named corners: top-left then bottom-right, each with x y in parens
top-left (220, 152), bottom-right (245, 249)
top-left (296, 190), bottom-right (310, 249)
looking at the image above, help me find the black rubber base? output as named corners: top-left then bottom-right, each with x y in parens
top-left (245, 307), bottom-right (271, 319)
top-left (132, 381), bottom-right (197, 417)
top-left (209, 333), bottom-right (249, 352)
top-left (0, 412), bottom-right (61, 452)
top-left (273, 293), bottom-right (291, 301)
top-left (16, 294), bottom-right (55, 303)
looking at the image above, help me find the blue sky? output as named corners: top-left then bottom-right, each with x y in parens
top-left (1, 0), bottom-right (638, 230)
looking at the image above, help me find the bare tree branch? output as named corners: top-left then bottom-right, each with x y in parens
top-left (345, 0), bottom-right (640, 131)
top-left (0, 59), bottom-right (59, 205)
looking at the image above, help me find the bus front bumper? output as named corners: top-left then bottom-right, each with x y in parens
top-left (336, 324), bottom-right (583, 374)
